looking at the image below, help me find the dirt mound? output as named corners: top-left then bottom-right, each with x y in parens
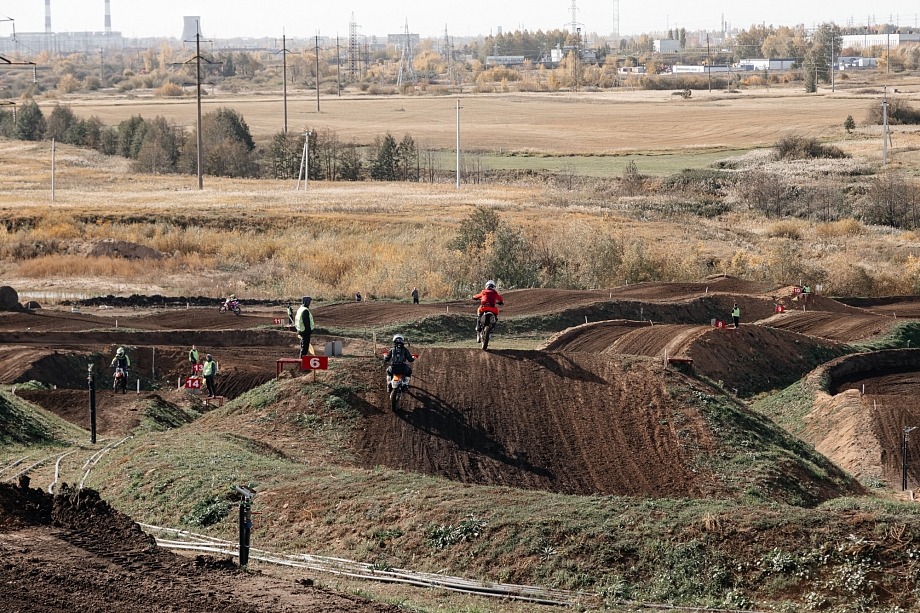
top-left (546, 322), bottom-right (844, 397)
top-left (83, 239), bottom-right (165, 260)
top-left (0, 309), bottom-right (120, 332)
top-left (539, 319), bottom-right (649, 352)
top-left (771, 287), bottom-right (869, 315)
top-left (15, 389), bottom-right (146, 435)
top-left (836, 296), bottom-right (920, 318)
top-left (757, 311), bottom-right (894, 342)
top-left (0, 285), bottom-right (19, 310)
top-left (0, 483), bottom-right (397, 612)
top-left (797, 350), bottom-right (920, 487)
top-left (351, 349), bottom-right (856, 502)
top-left (606, 277), bottom-right (768, 301)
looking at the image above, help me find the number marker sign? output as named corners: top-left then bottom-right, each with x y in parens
top-left (185, 377), bottom-right (201, 389)
top-left (793, 286), bottom-right (802, 294)
top-left (715, 320), bottom-right (725, 329)
top-left (273, 318), bottom-right (285, 325)
top-left (192, 363), bottom-right (203, 373)
top-left (301, 356), bottom-right (329, 370)
top-left (775, 305), bottom-right (786, 313)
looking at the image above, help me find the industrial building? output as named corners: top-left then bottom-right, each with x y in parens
top-left (653, 39), bottom-right (680, 53)
top-left (737, 58), bottom-right (796, 70)
top-left (0, 0), bottom-right (123, 54)
top-left (670, 65), bottom-right (730, 73)
top-left (841, 33), bottom-right (920, 50)
top-left (486, 55), bottom-right (525, 67)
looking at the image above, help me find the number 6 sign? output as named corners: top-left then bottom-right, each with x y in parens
top-left (301, 356), bottom-right (329, 370)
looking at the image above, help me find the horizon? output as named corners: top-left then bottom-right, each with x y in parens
top-left (0, 0), bottom-right (919, 41)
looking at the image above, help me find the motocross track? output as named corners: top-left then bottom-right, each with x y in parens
top-left (756, 311), bottom-right (895, 342)
top-left (540, 321), bottom-right (844, 397)
top-left (351, 348), bottom-right (855, 500)
top-left (0, 482), bottom-right (397, 613)
top-left (797, 350), bottom-right (920, 487)
top-left (353, 349), bottom-right (721, 497)
top-left (836, 296), bottom-right (920, 318)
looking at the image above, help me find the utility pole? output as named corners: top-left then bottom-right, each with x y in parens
top-left (276, 33), bottom-right (290, 132)
top-left (100, 48), bottom-right (104, 83)
top-left (456, 99), bottom-right (461, 188)
top-left (574, 27), bottom-right (580, 92)
top-left (887, 33), bottom-right (891, 74)
top-left (173, 22), bottom-right (220, 190)
top-left (336, 35), bottom-right (341, 96)
top-left (882, 86), bottom-right (889, 165)
top-left (706, 34), bottom-right (712, 92)
top-left (315, 35), bottom-right (320, 112)
top-left (903, 427), bottom-right (917, 491)
top-left (296, 130), bottom-right (311, 190)
top-left (51, 138), bottom-right (55, 202)
top-left (831, 35), bottom-right (835, 92)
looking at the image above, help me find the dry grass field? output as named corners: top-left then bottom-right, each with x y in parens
top-left (47, 88), bottom-right (920, 154)
top-left (2, 130), bottom-right (920, 302)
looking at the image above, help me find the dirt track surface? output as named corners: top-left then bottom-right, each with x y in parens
top-left (0, 483), bottom-right (397, 613)
top-left (14, 389), bottom-right (147, 435)
top-left (757, 311), bottom-right (894, 342)
top-left (539, 321), bottom-right (843, 397)
top-left (353, 349), bottom-right (722, 497)
top-left (836, 296), bottom-right (920, 318)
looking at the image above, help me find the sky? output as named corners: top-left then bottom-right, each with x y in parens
top-left (0, 0), bottom-right (919, 40)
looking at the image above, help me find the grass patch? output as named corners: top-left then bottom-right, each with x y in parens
top-left (0, 390), bottom-right (87, 446)
top-left (750, 379), bottom-right (819, 440)
top-left (138, 394), bottom-right (200, 433)
top-left (851, 321), bottom-right (920, 352)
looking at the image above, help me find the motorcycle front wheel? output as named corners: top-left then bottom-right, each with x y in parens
top-left (219, 304), bottom-right (227, 313)
top-left (390, 387), bottom-right (402, 412)
top-left (232, 306), bottom-right (241, 315)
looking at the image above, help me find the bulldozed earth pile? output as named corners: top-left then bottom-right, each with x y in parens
top-left (0, 481), bottom-right (397, 613)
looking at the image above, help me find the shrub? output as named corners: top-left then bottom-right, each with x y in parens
top-left (774, 136), bottom-right (847, 160)
top-left (865, 98), bottom-right (920, 125)
top-left (620, 160), bottom-right (645, 196)
top-left (56, 74), bottom-right (80, 94)
top-left (156, 82), bottom-right (185, 97)
top-left (767, 220), bottom-right (804, 240)
top-left (814, 218), bottom-right (864, 239)
top-left (844, 115), bottom-right (855, 132)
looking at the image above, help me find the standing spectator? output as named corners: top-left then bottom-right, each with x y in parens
top-left (355, 292), bottom-right (363, 302)
top-left (802, 284), bottom-right (811, 305)
top-left (411, 287), bottom-right (419, 304)
top-left (732, 303), bottom-right (741, 329)
top-left (295, 296), bottom-right (315, 357)
top-left (188, 345), bottom-right (200, 376)
top-left (202, 354), bottom-right (218, 398)
top-left (286, 303), bottom-right (294, 327)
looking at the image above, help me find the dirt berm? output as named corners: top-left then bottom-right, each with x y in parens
top-left (352, 349), bottom-right (858, 503)
top-left (792, 349), bottom-right (920, 487)
top-left (541, 321), bottom-right (845, 397)
top-left (0, 482), bottom-right (397, 613)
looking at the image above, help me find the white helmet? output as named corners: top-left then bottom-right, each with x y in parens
top-left (485, 280), bottom-right (496, 290)
top-left (116, 347), bottom-right (125, 356)
top-left (392, 334), bottom-right (405, 345)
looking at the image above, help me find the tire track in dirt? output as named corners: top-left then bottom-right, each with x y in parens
top-left (757, 311), bottom-right (895, 342)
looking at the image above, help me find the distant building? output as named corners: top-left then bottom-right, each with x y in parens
top-left (841, 33), bottom-right (920, 50)
top-left (618, 66), bottom-right (646, 74)
top-left (0, 31), bottom-right (124, 54)
top-left (387, 33), bottom-right (420, 47)
top-left (737, 58), bottom-right (795, 70)
top-left (671, 64), bottom-right (730, 73)
top-left (654, 39), bottom-right (680, 53)
top-left (486, 55), bottom-right (525, 67)
top-left (837, 56), bottom-right (878, 70)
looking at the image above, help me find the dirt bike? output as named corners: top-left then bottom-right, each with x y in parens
top-left (477, 312), bottom-right (497, 351)
top-left (385, 353), bottom-right (418, 412)
top-left (219, 299), bottom-right (241, 315)
top-left (113, 367), bottom-right (128, 394)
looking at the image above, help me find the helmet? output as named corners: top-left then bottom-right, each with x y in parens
top-left (206, 354), bottom-right (213, 360)
top-left (392, 334), bottom-right (405, 345)
top-left (116, 347), bottom-right (125, 356)
top-left (485, 280), bottom-right (496, 290)
top-left (230, 294), bottom-right (236, 299)
top-left (302, 296), bottom-right (312, 306)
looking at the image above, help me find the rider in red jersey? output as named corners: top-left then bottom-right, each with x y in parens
top-left (472, 280), bottom-right (504, 333)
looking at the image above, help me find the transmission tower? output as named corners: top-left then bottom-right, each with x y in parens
top-left (443, 24), bottom-right (455, 85)
top-left (396, 19), bottom-right (416, 88)
top-left (348, 13), bottom-right (359, 80)
top-left (568, 0), bottom-right (582, 33)
top-left (612, 0), bottom-right (620, 42)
